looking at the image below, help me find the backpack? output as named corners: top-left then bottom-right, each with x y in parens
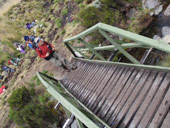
top-left (8, 60), bottom-right (12, 65)
top-left (35, 40), bottom-right (52, 52)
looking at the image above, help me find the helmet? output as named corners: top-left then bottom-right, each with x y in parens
top-left (24, 36), bottom-right (29, 41)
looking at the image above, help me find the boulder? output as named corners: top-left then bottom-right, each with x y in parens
top-left (127, 8), bottom-right (137, 18)
top-left (153, 35), bottom-right (161, 40)
top-left (164, 5), bottom-right (170, 16)
top-left (154, 5), bottom-right (163, 15)
top-left (145, 0), bottom-right (160, 9)
top-left (163, 35), bottom-right (170, 44)
top-left (162, 26), bottom-right (170, 37)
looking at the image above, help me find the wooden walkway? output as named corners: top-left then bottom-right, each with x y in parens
top-left (60, 58), bottom-right (170, 128)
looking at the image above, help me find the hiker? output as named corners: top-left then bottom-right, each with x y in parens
top-left (0, 85), bottom-right (6, 95)
top-left (26, 20), bottom-right (36, 30)
top-left (34, 37), bottom-right (76, 71)
top-left (8, 58), bottom-right (21, 66)
top-left (15, 43), bottom-right (26, 54)
top-left (24, 35), bottom-right (37, 50)
top-left (1, 65), bottom-right (15, 73)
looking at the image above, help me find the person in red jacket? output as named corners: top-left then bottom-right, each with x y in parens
top-left (34, 38), bottom-right (76, 71)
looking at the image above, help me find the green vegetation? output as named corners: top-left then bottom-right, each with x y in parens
top-left (84, 0), bottom-right (93, 4)
top-left (62, 8), bottom-right (68, 16)
top-left (161, 55), bottom-right (170, 67)
top-left (54, 0), bottom-right (64, 3)
top-left (75, 0), bottom-right (83, 4)
top-left (8, 86), bottom-right (64, 128)
top-left (8, 87), bottom-right (32, 109)
top-left (55, 18), bottom-right (62, 28)
top-left (78, 1), bottom-right (124, 28)
top-left (128, 8), bottom-right (151, 33)
top-left (31, 70), bottom-right (50, 85)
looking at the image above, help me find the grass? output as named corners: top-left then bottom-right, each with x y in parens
top-left (62, 8), bottom-right (68, 16)
top-left (127, 8), bottom-right (151, 33)
top-left (55, 18), bottom-right (62, 28)
top-left (75, 0), bottom-right (83, 4)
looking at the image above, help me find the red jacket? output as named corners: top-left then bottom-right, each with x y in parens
top-left (36, 41), bottom-right (54, 58)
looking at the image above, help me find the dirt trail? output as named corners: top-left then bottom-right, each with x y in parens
top-left (0, 0), bottom-right (21, 16)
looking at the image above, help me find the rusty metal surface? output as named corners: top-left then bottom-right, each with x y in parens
top-left (60, 59), bottom-right (170, 128)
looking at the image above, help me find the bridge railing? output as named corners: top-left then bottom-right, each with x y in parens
top-left (37, 72), bottom-right (111, 128)
top-left (64, 23), bottom-right (170, 64)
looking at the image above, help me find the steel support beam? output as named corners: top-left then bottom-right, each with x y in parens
top-left (99, 29), bottom-right (140, 64)
top-left (98, 23), bottom-right (170, 53)
top-left (80, 43), bottom-right (147, 51)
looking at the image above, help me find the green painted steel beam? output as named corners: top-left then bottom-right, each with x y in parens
top-left (99, 29), bottom-right (140, 64)
top-left (76, 118), bottom-right (86, 128)
top-left (80, 43), bottom-right (148, 51)
top-left (97, 23), bottom-right (170, 53)
top-left (37, 72), bottom-right (110, 128)
top-left (78, 39), bottom-right (106, 61)
top-left (58, 81), bottom-right (111, 128)
top-left (64, 23), bottom-right (170, 54)
top-left (74, 57), bottom-right (170, 73)
top-left (63, 24), bottom-right (99, 42)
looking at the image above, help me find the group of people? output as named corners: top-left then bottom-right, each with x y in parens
top-left (23, 35), bottom-right (77, 71)
top-left (0, 21), bottom-right (77, 95)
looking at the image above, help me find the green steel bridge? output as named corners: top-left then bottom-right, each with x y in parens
top-left (37, 23), bottom-right (170, 128)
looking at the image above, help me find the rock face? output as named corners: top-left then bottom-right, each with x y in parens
top-left (162, 26), bottom-right (170, 37)
top-left (164, 5), bottom-right (170, 16)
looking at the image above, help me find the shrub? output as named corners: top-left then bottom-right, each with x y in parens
top-left (31, 75), bottom-right (41, 85)
top-left (11, 104), bottom-right (58, 127)
top-left (8, 85), bottom-right (64, 127)
top-left (78, 6), bottom-right (123, 28)
top-left (100, 0), bottom-right (117, 7)
top-left (39, 92), bottom-right (50, 104)
top-left (61, 8), bottom-right (68, 16)
top-left (54, 0), bottom-right (64, 3)
top-left (84, 0), bottom-right (92, 4)
top-left (78, 7), bottom-right (99, 28)
top-left (8, 87), bottom-right (31, 109)
top-left (75, 0), bottom-right (83, 4)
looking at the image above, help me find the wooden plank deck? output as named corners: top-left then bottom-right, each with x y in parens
top-left (60, 58), bottom-right (170, 128)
